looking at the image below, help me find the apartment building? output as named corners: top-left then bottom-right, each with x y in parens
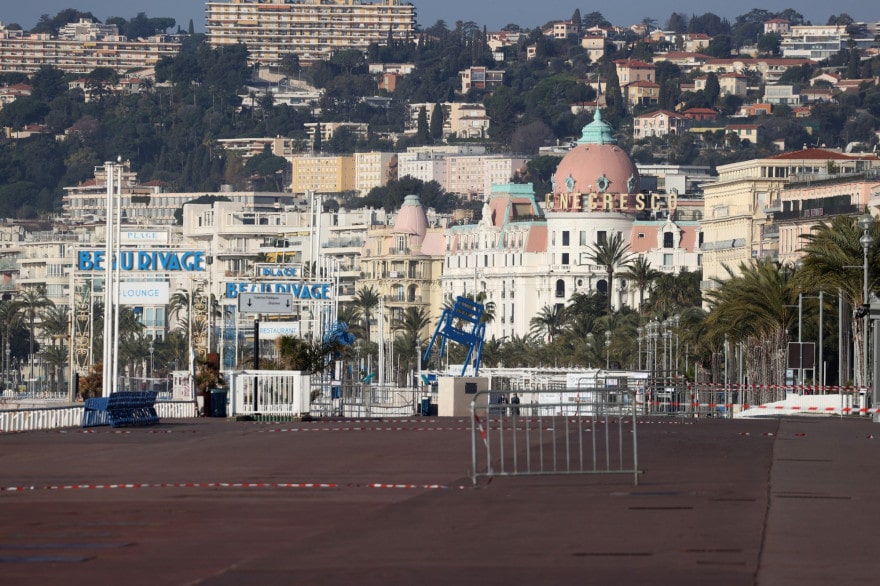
top-left (205, 0), bottom-right (416, 66)
top-left (62, 162), bottom-right (297, 225)
top-left (289, 154), bottom-right (356, 194)
top-left (781, 25), bottom-right (848, 60)
top-left (459, 66), bottom-right (504, 93)
top-left (406, 102), bottom-right (490, 139)
top-left (633, 110), bottom-right (689, 139)
top-left (699, 148), bottom-right (880, 296)
top-left (354, 151), bottom-right (396, 196)
top-left (0, 20), bottom-right (180, 74)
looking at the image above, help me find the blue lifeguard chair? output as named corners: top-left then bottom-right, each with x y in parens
top-left (423, 296), bottom-right (487, 376)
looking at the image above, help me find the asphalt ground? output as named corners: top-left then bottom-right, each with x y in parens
top-left (1, 415), bottom-right (879, 585)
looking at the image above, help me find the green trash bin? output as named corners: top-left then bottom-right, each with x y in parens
top-left (209, 388), bottom-right (228, 418)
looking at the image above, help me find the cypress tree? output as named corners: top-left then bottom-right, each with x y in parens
top-left (430, 103), bottom-right (444, 140)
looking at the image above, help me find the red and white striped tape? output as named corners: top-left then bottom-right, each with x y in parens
top-left (0, 481), bottom-right (459, 493)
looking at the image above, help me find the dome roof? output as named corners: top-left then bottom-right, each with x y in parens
top-left (392, 194), bottom-right (428, 249)
top-left (552, 110), bottom-right (640, 196)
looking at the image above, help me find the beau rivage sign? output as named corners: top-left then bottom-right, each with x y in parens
top-left (551, 190), bottom-right (678, 213)
top-left (77, 249), bottom-right (207, 272)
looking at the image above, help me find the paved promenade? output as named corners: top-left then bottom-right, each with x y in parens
top-left (1, 415), bottom-right (879, 585)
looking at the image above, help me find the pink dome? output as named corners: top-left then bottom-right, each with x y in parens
top-left (392, 194), bottom-right (428, 249)
top-left (552, 110), bottom-right (640, 196)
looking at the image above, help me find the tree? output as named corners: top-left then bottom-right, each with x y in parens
top-left (621, 257), bottom-right (659, 311)
top-left (245, 145), bottom-right (288, 191)
top-left (587, 232), bottom-right (634, 315)
top-left (688, 13), bottom-right (731, 37)
top-left (529, 304), bottom-right (567, 343)
top-left (704, 72), bottom-right (721, 107)
top-left (19, 285), bottom-right (53, 388)
top-left (704, 258), bottom-right (797, 386)
top-left (757, 33), bottom-right (782, 57)
top-left (0, 298), bottom-right (23, 387)
top-left (416, 106), bottom-right (430, 144)
top-left (353, 286), bottom-right (380, 345)
top-left (798, 215), bottom-right (878, 386)
top-left (582, 12), bottom-right (611, 29)
top-left (393, 306), bottom-right (432, 339)
top-left (704, 35), bottom-right (733, 58)
top-left (313, 122), bottom-right (323, 153)
top-left (666, 13), bottom-right (689, 33)
top-left (430, 102), bottom-right (444, 140)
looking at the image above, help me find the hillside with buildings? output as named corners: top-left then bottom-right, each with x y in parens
top-left (0, 3), bottom-right (879, 394)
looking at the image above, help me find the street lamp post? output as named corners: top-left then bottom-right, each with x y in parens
top-left (149, 339), bottom-right (154, 379)
top-left (859, 213), bottom-right (873, 393)
top-left (604, 330), bottom-right (611, 370)
top-left (637, 326), bottom-right (644, 370)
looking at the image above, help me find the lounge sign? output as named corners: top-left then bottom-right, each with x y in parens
top-left (118, 282), bottom-right (170, 305)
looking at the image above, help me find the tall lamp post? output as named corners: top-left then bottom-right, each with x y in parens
top-left (859, 213), bottom-right (873, 392)
top-left (604, 330), bottom-right (611, 370)
top-left (637, 326), bottom-right (644, 370)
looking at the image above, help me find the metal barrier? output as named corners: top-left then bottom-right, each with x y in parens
top-left (229, 370), bottom-right (311, 417)
top-left (1, 401), bottom-right (196, 433)
top-left (470, 387), bottom-right (640, 486)
top-left (309, 383), bottom-right (421, 418)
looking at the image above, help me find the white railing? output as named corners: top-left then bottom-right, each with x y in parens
top-left (0, 406), bottom-right (83, 432)
top-left (229, 371), bottom-right (311, 416)
top-left (0, 401), bottom-right (198, 433)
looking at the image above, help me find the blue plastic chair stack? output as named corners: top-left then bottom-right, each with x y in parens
top-left (423, 296), bottom-right (486, 376)
top-left (82, 391), bottom-right (159, 428)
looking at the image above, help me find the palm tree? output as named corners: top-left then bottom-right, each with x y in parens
top-left (587, 232), bottom-right (634, 315)
top-left (39, 345), bottom-right (68, 393)
top-left (621, 256), bottom-right (659, 311)
top-left (337, 303), bottom-right (361, 333)
top-left (704, 258), bottom-right (798, 386)
top-left (353, 285), bottom-right (380, 344)
top-left (38, 305), bottom-right (70, 393)
top-left (19, 285), bottom-right (53, 389)
top-left (529, 304), bottom-right (567, 343)
top-left (498, 334), bottom-right (540, 367)
top-left (797, 214), bottom-right (878, 386)
top-left (0, 299), bottom-right (22, 387)
top-left (393, 306), bottom-right (432, 339)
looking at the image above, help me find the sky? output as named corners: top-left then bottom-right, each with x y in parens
top-left (1, 1), bottom-right (875, 33)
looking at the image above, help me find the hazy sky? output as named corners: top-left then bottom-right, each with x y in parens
top-left (1, 1), bottom-right (875, 33)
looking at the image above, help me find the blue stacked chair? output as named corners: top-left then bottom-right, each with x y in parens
top-left (423, 296), bottom-right (487, 376)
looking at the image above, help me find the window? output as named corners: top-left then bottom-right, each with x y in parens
top-left (663, 253), bottom-right (673, 266)
top-left (562, 231), bottom-right (570, 246)
top-left (561, 253), bottom-right (570, 266)
top-left (555, 279), bottom-right (565, 298)
top-left (580, 231), bottom-right (588, 245)
top-left (663, 232), bottom-right (674, 248)
top-left (597, 231), bottom-right (607, 245)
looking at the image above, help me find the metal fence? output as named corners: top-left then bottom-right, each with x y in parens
top-left (0, 401), bottom-right (197, 433)
top-left (118, 377), bottom-right (175, 401)
top-left (640, 381), bottom-right (867, 417)
top-left (229, 371), bottom-right (311, 417)
top-left (308, 382), bottom-right (423, 418)
top-left (470, 386), bottom-right (640, 486)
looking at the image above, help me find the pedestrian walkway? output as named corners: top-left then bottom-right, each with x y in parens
top-left (0, 416), bottom-right (877, 585)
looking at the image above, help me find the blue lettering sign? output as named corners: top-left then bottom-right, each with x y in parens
top-left (224, 281), bottom-right (333, 300)
top-left (77, 250), bottom-right (205, 272)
